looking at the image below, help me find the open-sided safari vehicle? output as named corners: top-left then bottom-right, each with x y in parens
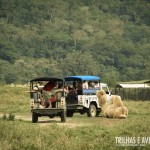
top-left (30, 77), bottom-right (66, 123)
top-left (64, 76), bottom-right (101, 117)
top-left (64, 75), bottom-right (110, 117)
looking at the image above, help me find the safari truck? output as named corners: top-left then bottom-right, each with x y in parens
top-left (64, 76), bottom-right (110, 117)
top-left (30, 77), bottom-right (66, 123)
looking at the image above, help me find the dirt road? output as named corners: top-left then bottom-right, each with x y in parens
top-left (0, 113), bottom-right (88, 128)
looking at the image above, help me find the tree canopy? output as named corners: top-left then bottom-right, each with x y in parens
top-left (0, 0), bottom-right (150, 86)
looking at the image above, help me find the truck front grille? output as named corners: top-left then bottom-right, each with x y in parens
top-left (66, 94), bottom-right (78, 104)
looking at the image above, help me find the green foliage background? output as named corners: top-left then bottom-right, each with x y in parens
top-left (0, 0), bottom-right (150, 86)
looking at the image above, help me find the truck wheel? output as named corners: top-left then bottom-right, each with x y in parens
top-left (32, 112), bottom-right (38, 123)
top-left (61, 110), bottom-right (66, 123)
top-left (66, 110), bottom-right (74, 117)
top-left (87, 104), bottom-right (97, 117)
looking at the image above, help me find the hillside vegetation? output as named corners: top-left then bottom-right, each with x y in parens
top-left (0, 0), bottom-right (150, 86)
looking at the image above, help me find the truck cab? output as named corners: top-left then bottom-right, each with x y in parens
top-left (64, 76), bottom-right (110, 117)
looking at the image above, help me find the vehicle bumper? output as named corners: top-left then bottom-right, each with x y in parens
top-left (31, 108), bottom-right (65, 116)
top-left (67, 104), bottom-right (83, 110)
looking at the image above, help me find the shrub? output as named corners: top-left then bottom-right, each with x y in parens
top-left (2, 113), bottom-right (15, 121)
top-left (8, 113), bottom-right (15, 121)
top-left (2, 113), bottom-right (7, 120)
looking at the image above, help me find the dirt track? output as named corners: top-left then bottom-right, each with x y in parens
top-left (0, 113), bottom-right (88, 128)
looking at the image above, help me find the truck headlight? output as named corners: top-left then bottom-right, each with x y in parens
top-left (79, 96), bottom-right (83, 104)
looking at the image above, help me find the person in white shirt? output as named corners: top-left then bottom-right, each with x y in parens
top-left (94, 81), bottom-right (100, 88)
top-left (82, 80), bottom-right (88, 89)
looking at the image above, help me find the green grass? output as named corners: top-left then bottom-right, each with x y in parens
top-left (0, 85), bottom-right (29, 114)
top-left (0, 86), bottom-right (150, 150)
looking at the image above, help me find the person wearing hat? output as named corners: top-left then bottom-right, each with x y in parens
top-left (33, 86), bottom-right (44, 108)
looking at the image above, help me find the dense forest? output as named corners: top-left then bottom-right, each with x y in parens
top-left (0, 0), bottom-right (150, 86)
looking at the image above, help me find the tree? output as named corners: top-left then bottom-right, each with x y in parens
top-left (59, 51), bottom-right (100, 76)
top-left (0, 0), bottom-right (149, 84)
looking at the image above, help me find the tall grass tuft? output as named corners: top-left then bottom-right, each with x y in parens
top-left (2, 113), bottom-right (15, 121)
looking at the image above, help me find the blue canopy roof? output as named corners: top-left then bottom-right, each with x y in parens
top-left (64, 76), bottom-right (100, 81)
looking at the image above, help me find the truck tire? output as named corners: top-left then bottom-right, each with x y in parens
top-left (61, 110), bottom-right (66, 123)
top-left (87, 104), bottom-right (97, 117)
top-left (32, 112), bottom-right (38, 123)
top-left (66, 110), bottom-right (74, 117)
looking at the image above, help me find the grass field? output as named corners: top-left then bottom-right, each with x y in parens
top-left (0, 86), bottom-right (150, 150)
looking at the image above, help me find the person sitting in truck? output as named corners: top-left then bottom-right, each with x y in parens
top-left (33, 86), bottom-right (41, 101)
top-left (73, 81), bottom-right (77, 90)
top-left (42, 81), bottom-right (56, 108)
top-left (68, 86), bottom-right (75, 94)
top-left (82, 80), bottom-right (88, 89)
top-left (49, 83), bottom-right (69, 108)
top-left (77, 81), bottom-right (82, 90)
top-left (55, 83), bottom-right (68, 93)
top-left (33, 86), bottom-right (44, 108)
top-left (49, 95), bottom-right (55, 107)
top-left (94, 81), bottom-right (100, 88)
